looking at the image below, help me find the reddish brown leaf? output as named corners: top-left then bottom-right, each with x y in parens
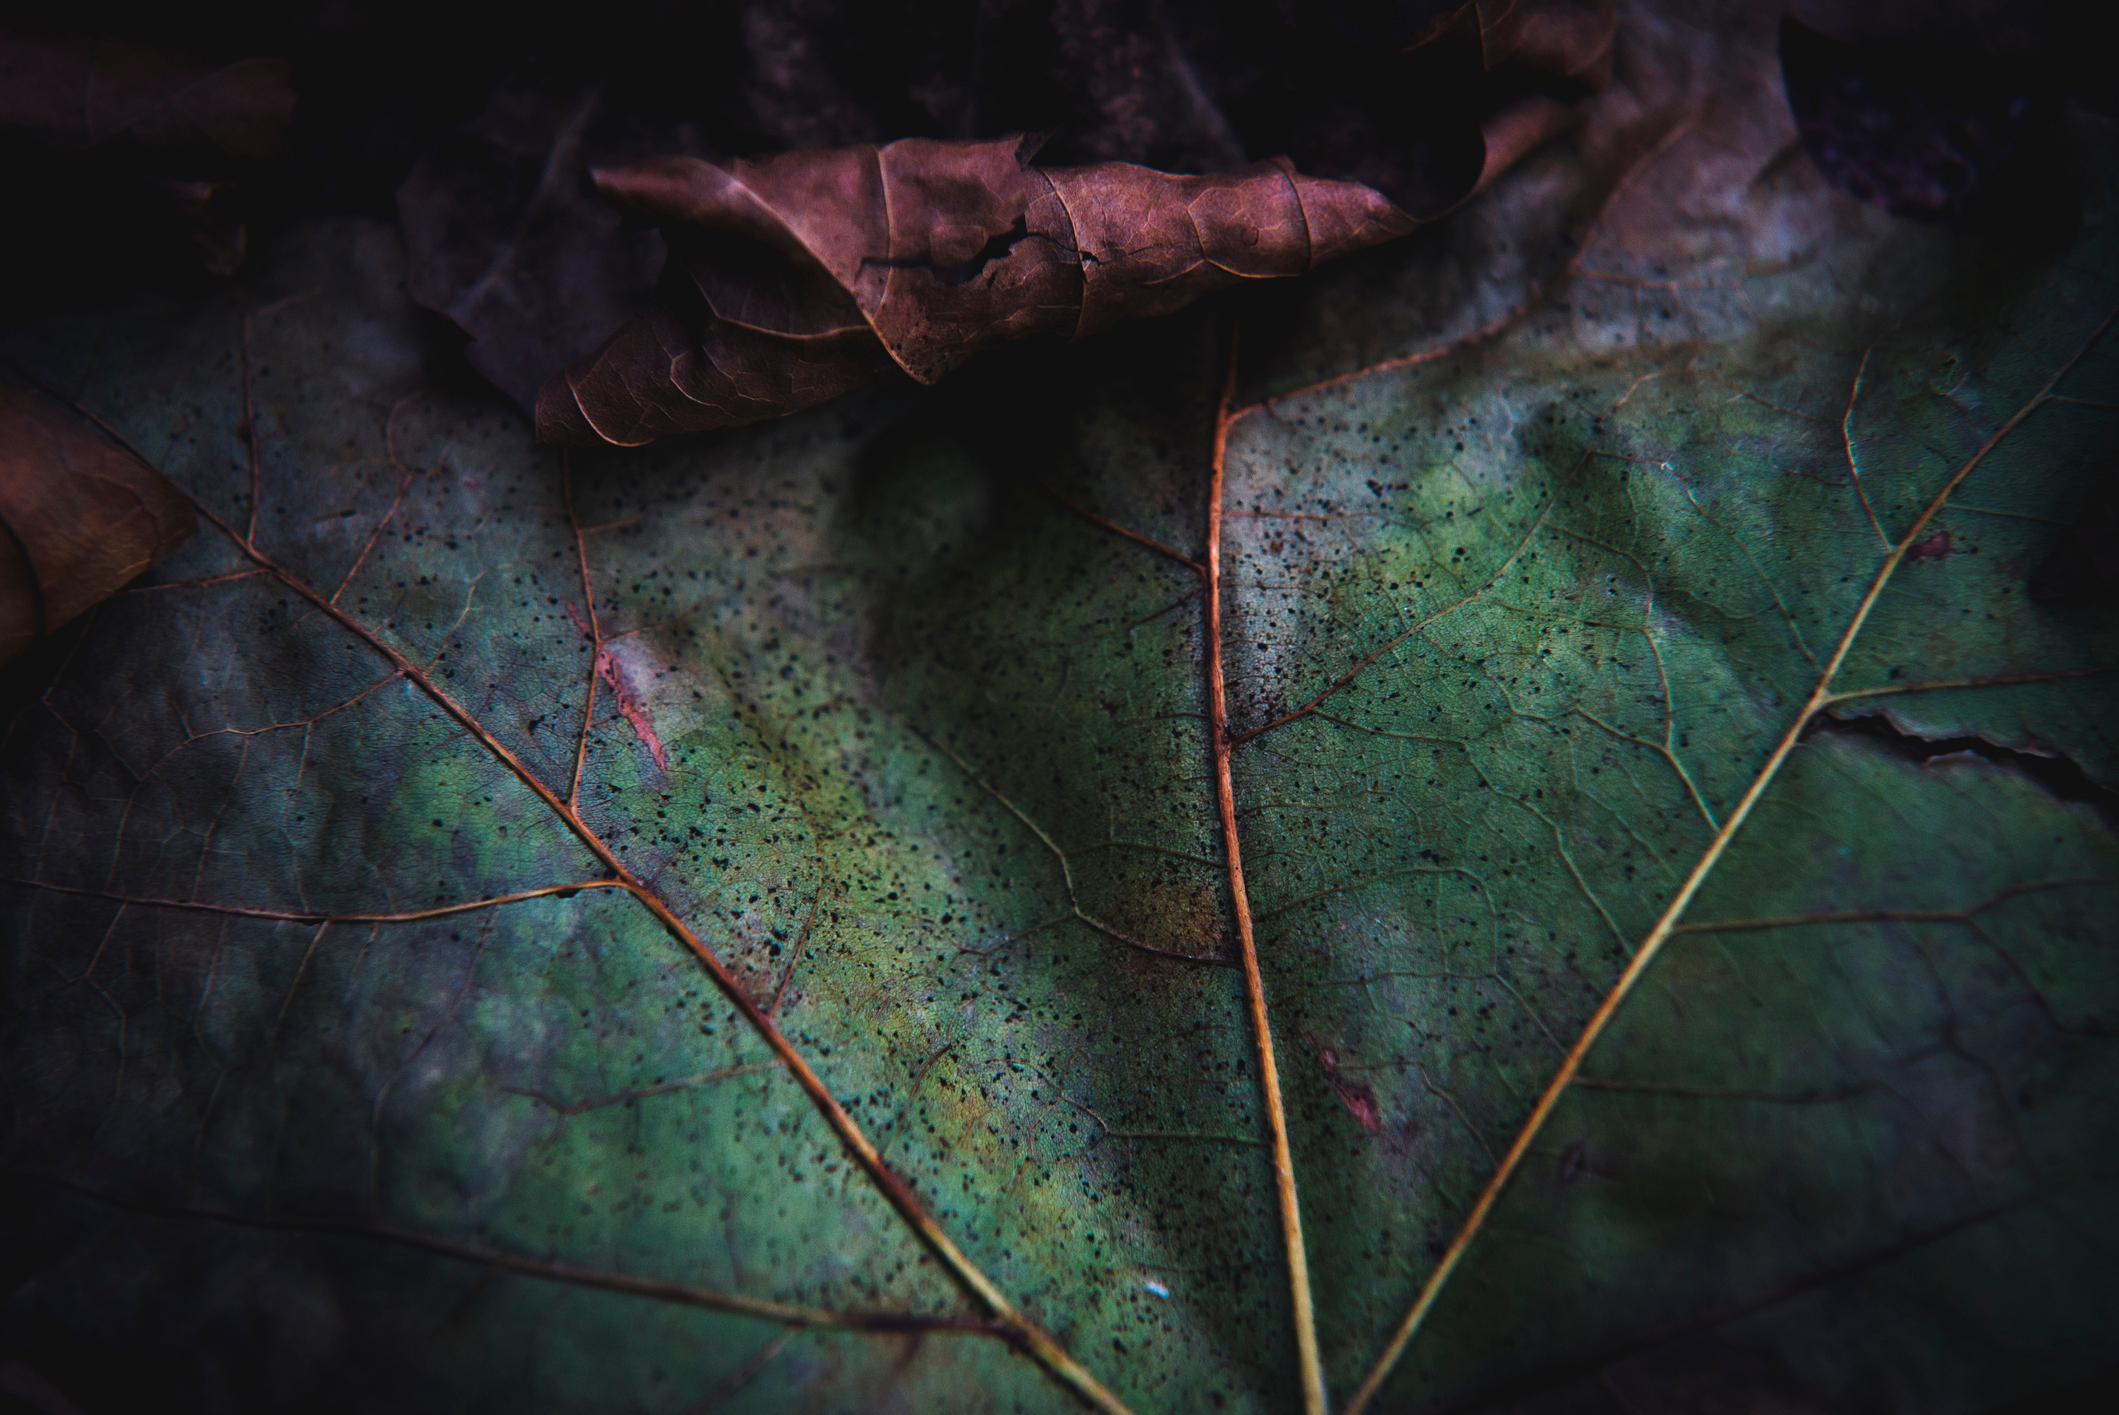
top-left (390, 1), bottom-right (1609, 424)
top-left (537, 138), bottom-right (1419, 447)
top-left (529, 0), bottom-right (1618, 448)
top-left (0, 386), bottom-right (196, 663)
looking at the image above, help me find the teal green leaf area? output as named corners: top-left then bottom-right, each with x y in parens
top-left (4, 8), bottom-right (2116, 1414)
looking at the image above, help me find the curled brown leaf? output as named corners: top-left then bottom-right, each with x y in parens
top-left (531, 0), bottom-right (1617, 448)
top-left (0, 386), bottom-right (196, 664)
top-left (537, 138), bottom-right (1417, 447)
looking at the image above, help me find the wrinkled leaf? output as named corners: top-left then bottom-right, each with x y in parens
top-left (535, 138), bottom-right (1419, 447)
top-left (4, 4), bottom-right (2116, 1413)
top-left (0, 385), bottom-right (196, 664)
top-left (403, 0), bottom-right (1612, 418)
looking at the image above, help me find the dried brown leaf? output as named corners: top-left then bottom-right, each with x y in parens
top-left (400, 1), bottom-right (1611, 426)
top-left (529, 0), bottom-right (1618, 447)
top-left (0, 386), bottom-right (196, 663)
top-left (537, 139), bottom-right (1420, 447)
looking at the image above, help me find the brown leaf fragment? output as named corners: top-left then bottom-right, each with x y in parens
top-left (401, 1), bottom-right (1611, 419)
top-left (537, 137), bottom-right (1416, 447)
top-left (0, 386), bottom-right (196, 663)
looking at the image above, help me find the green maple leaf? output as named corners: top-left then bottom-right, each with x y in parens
top-left (5, 9), bottom-right (2115, 1412)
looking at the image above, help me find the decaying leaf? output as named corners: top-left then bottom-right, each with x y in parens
top-left (0, 385), bottom-right (196, 664)
top-left (404, 0), bottom-right (1613, 425)
top-left (535, 138), bottom-right (1419, 447)
top-left (534, 0), bottom-right (1619, 448)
